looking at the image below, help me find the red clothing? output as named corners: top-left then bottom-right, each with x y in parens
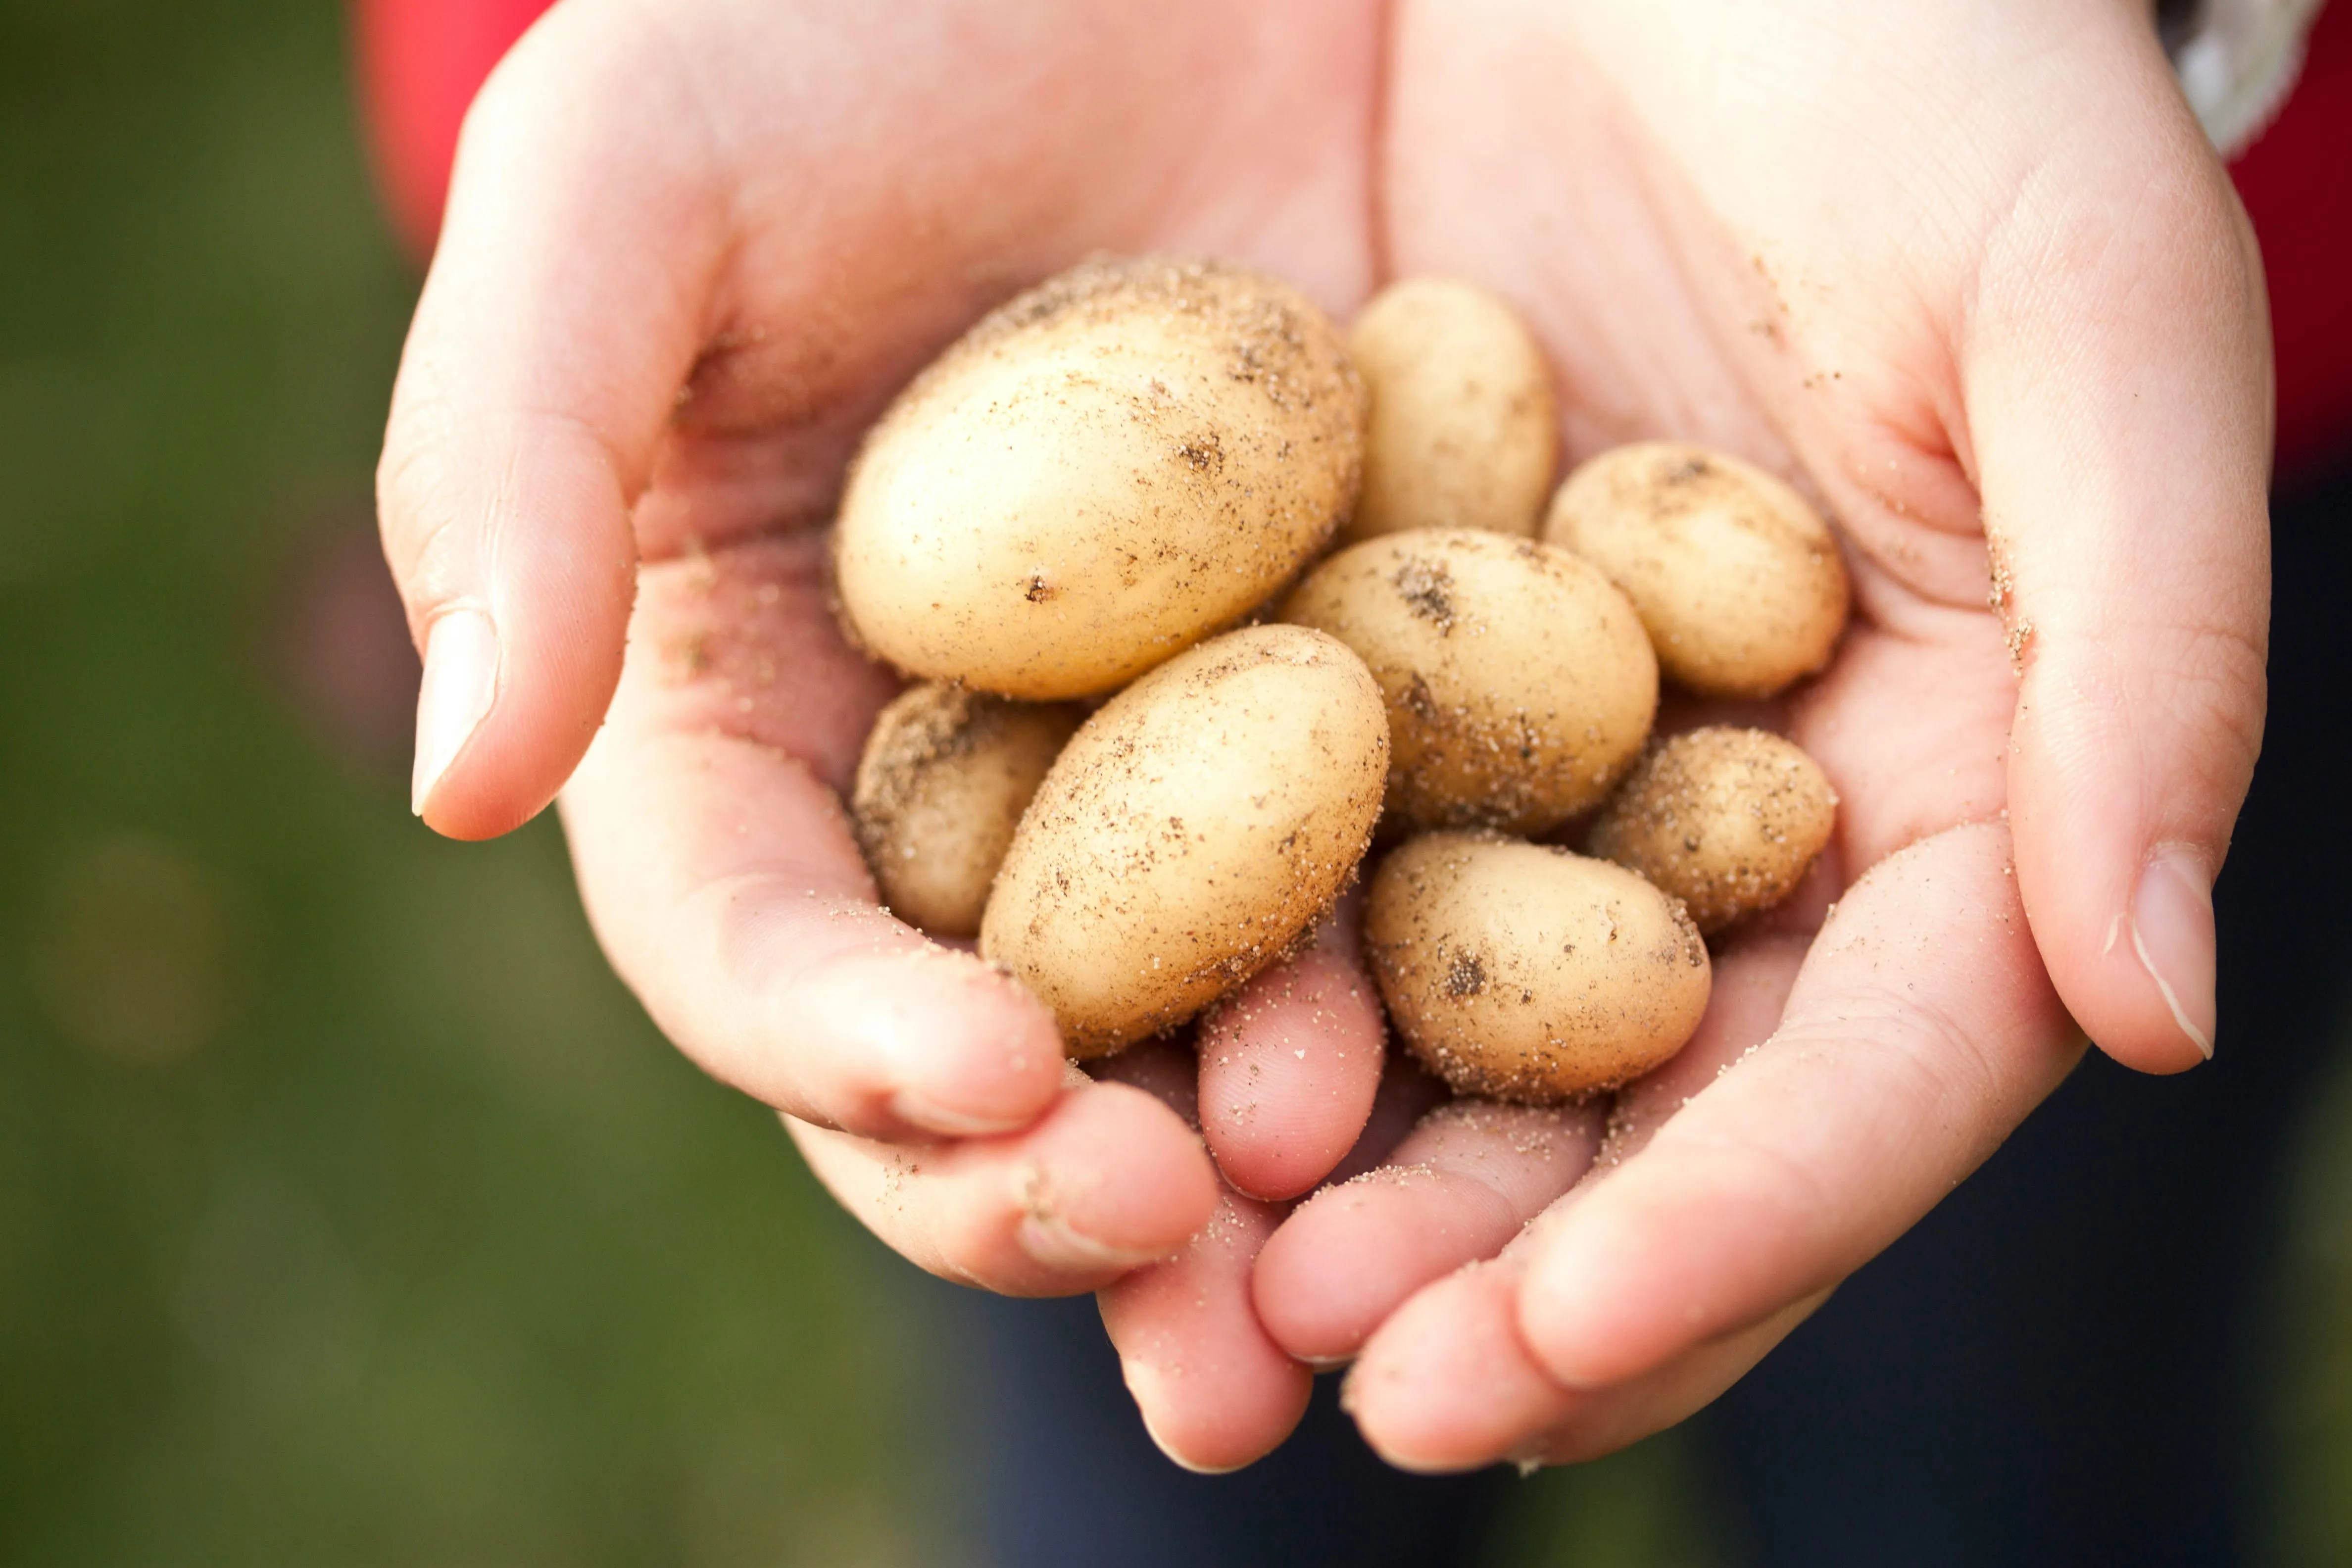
top-left (352, 0), bottom-right (547, 265)
top-left (2231, 1), bottom-right (2352, 476)
top-left (351, 0), bottom-right (2352, 474)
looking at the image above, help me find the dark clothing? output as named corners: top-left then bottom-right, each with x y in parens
top-left (1700, 456), bottom-right (2352, 1566)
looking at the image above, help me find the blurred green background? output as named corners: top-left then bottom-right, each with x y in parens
top-left (4, 2), bottom-right (2350, 1565)
top-left (0, 1), bottom-right (929, 1560)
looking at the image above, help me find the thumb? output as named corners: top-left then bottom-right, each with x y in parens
top-left (377, 5), bottom-right (724, 839)
top-left (1969, 34), bottom-right (2271, 1072)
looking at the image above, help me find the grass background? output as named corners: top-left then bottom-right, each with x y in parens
top-left (0, 2), bottom-right (922, 1560)
top-left (1, 2), bottom-right (2346, 1564)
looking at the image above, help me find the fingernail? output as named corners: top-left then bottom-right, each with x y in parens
top-left (1122, 1356), bottom-right (1250, 1474)
top-left (1014, 1162), bottom-right (1168, 1272)
top-left (1016, 1211), bottom-right (1167, 1273)
top-left (412, 609), bottom-right (499, 815)
top-left (2130, 849), bottom-right (2216, 1060)
top-left (887, 1086), bottom-right (1029, 1139)
top-left (1137, 1406), bottom-right (1246, 1476)
top-left (843, 950), bottom-right (1064, 1134)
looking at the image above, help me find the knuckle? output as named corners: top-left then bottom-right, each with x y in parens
top-left (375, 404), bottom-right (475, 620)
top-left (2161, 619), bottom-right (2268, 785)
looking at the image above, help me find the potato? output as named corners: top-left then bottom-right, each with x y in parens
top-left (833, 255), bottom-right (1365, 700)
top-left (850, 683), bottom-right (1084, 938)
top-left (981, 624), bottom-right (1388, 1058)
top-left (1341, 278), bottom-right (1558, 544)
top-left (1364, 833), bottom-right (1711, 1103)
top-left (1279, 528), bottom-right (1657, 836)
top-left (1587, 726), bottom-right (1836, 935)
top-left (1544, 441), bottom-right (1849, 697)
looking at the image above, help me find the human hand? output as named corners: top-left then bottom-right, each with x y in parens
top-left (375, 0), bottom-right (1401, 1310)
top-left (1235, 0), bottom-right (2272, 1470)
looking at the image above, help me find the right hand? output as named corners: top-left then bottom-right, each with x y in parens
top-left (375, 0), bottom-right (1393, 1454)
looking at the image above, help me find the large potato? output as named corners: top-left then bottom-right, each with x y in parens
top-left (851, 683), bottom-right (1084, 939)
top-left (834, 255), bottom-right (1365, 700)
top-left (1342, 278), bottom-right (1557, 544)
top-left (981, 625), bottom-right (1388, 1059)
top-left (1544, 441), bottom-right (1850, 696)
top-left (1588, 726), bottom-right (1836, 934)
top-left (1280, 528), bottom-right (1657, 836)
top-left (1365, 833), bottom-right (1711, 1103)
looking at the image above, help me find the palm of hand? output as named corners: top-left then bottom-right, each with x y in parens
top-left (382, 0), bottom-right (2268, 1471)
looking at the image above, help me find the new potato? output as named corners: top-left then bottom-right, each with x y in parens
top-left (851, 683), bottom-right (1084, 939)
top-left (833, 255), bottom-right (1365, 700)
top-left (1280, 528), bottom-right (1658, 836)
top-left (1588, 726), bottom-right (1837, 934)
top-left (1545, 441), bottom-right (1850, 697)
top-left (833, 254), bottom-right (1848, 1113)
top-left (980, 624), bottom-right (1389, 1058)
top-left (1342, 278), bottom-right (1558, 544)
top-left (1365, 833), bottom-right (1712, 1103)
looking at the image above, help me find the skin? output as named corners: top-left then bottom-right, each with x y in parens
top-left (1196, 893), bottom-right (1388, 1205)
top-left (380, 0), bottom-right (2269, 1473)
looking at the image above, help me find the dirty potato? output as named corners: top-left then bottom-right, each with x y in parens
top-left (1365, 833), bottom-right (1712, 1103)
top-left (1544, 441), bottom-right (1849, 696)
top-left (834, 255), bottom-right (1365, 700)
top-left (1280, 528), bottom-right (1657, 837)
top-left (1341, 277), bottom-right (1557, 544)
top-left (1587, 726), bottom-right (1836, 935)
top-left (851, 683), bottom-right (1084, 938)
top-left (981, 624), bottom-right (1388, 1058)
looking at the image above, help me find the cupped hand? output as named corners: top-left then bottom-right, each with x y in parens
top-left (1246, 0), bottom-right (2271, 1471)
top-left (379, 0), bottom-right (2271, 1473)
top-left (377, 0), bottom-right (1390, 1310)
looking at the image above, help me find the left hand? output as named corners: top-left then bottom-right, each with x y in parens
top-left (1107, 0), bottom-right (2271, 1471)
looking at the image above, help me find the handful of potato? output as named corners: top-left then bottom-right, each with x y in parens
top-left (835, 256), bottom-right (1845, 1105)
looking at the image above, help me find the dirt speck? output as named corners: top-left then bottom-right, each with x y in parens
top-left (1392, 555), bottom-right (1455, 633)
top-left (1444, 951), bottom-right (1487, 998)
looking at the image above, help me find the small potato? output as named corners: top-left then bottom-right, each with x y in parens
top-left (1587, 726), bottom-right (1836, 935)
top-left (851, 684), bottom-right (1084, 938)
top-left (1544, 441), bottom-right (1849, 697)
top-left (1341, 278), bottom-right (1558, 544)
top-left (981, 625), bottom-right (1388, 1058)
top-left (1365, 833), bottom-right (1711, 1103)
top-left (1279, 528), bottom-right (1657, 836)
top-left (834, 255), bottom-right (1365, 700)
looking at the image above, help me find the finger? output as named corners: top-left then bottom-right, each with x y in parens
top-left (1197, 894), bottom-right (1387, 1200)
top-left (1342, 1254), bottom-right (1826, 1473)
top-left (788, 1076), bottom-right (1219, 1297)
top-left (1325, 1051), bottom-right (1452, 1185)
top-left (1591, 934), bottom-right (1809, 1169)
top-left (380, 4), bottom-right (734, 837)
top-left (1464, 938), bottom-right (1808, 1472)
top-left (559, 535), bottom-right (1066, 1140)
top-left (1961, 23), bottom-right (2270, 1073)
top-left (1334, 942), bottom-right (1808, 1474)
top-left (1514, 821), bottom-right (2081, 1391)
top-left (1511, 1291), bottom-right (1824, 1468)
top-left (1255, 937), bottom-right (1799, 1368)
top-left (1099, 1186), bottom-right (1312, 1473)
top-left (1253, 1099), bottom-right (1600, 1368)
top-left (1088, 1038), bottom-right (1314, 1471)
